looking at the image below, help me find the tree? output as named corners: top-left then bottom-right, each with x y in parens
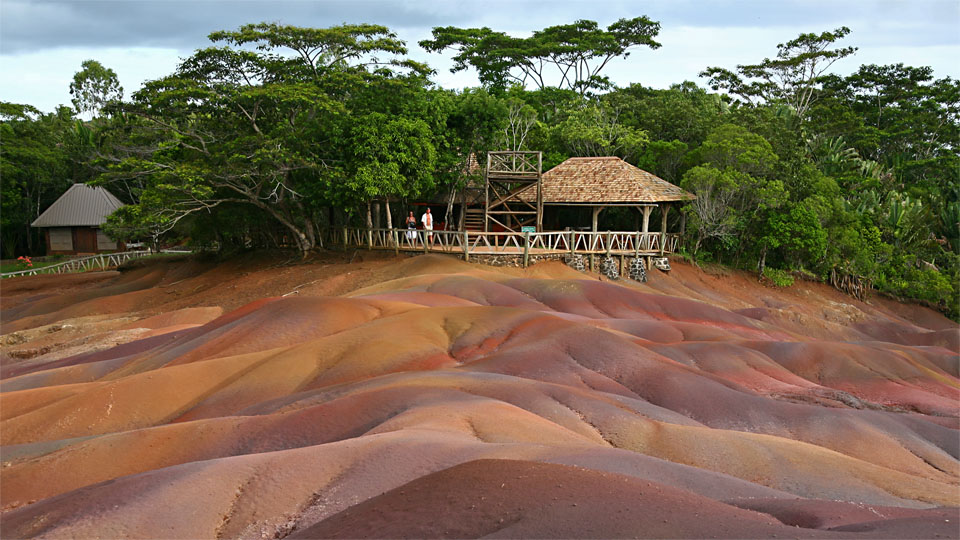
top-left (102, 23), bottom-right (426, 253)
top-left (420, 17), bottom-right (661, 96)
top-left (553, 103), bottom-right (648, 161)
top-left (498, 97), bottom-right (538, 151)
top-left (0, 103), bottom-right (74, 257)
top-left (680, 124), bottom-right (786, 260)
top-left (70, 60), bottom-right (123, 116)
top-left (760, 203), bottom-right (827, 270)
top-left (817, 64), bottom-right (959, 203)
top-left (701, 27), bottom-right (856, 119)
top-left (607, 82), bottom-right (726, 146)
top-left (345, 113), bottom-right (438, 206)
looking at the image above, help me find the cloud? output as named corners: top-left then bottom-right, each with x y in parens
top-left (1, 0), bottom-right (957, 113)
top-left (0, 0), bottom-right (482, 54)
top-left (0, 47), bottom-right (183, 111)
top-left (5, 0), bottom-right (955, 55)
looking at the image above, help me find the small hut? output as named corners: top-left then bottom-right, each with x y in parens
top-left (31, 184), bottom-right (126, 254)
top-left (534, 157), bottom-right (694, 236)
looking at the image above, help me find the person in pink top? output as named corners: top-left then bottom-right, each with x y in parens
top-left (420, 207), bottom-right (434, 243)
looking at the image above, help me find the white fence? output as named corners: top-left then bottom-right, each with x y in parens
top-left (0, 250), bottom-right (189, 279)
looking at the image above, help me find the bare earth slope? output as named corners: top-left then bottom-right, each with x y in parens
top-left (1, 252), bottom-right (957, 539)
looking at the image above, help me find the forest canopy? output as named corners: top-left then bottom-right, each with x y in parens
top-left (2, 19), bottom-right (957, 316)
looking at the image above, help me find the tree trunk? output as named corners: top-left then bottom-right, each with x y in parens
top-left (445, 189), bottom-right (456, 231)
top-left (385, 199), bottom-right (393, 230)
top-left (252, 200), bottom-right (315, 254)
top-left (373, 202), bottom-right (381, 229)
top-left (365, 201), bottom-right (373, 229)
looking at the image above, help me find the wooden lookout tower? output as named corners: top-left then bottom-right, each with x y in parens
top-left (483, 151), bottom-right (543, 233)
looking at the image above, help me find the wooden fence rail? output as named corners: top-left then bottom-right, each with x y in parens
top-left (322, 228), bottom-right (682, 265)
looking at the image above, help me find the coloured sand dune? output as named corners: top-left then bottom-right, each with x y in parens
top-left (1, 253), bottom-right (957, 538)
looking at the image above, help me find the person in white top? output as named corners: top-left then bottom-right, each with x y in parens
top-left (420, 207), bottom-right (434, 243)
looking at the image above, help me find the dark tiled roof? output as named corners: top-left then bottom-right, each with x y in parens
top-left (31, 184), bottom-right (125, 227)
top-left (536, 157), bottom-right (695, 204)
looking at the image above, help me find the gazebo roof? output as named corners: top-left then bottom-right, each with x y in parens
top-left (535, 157), bottom-right (694, 205)
top-left (31, 184), bottom-right (125, 227)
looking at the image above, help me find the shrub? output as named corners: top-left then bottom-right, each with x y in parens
top-left (763, 268), bottom-right (794, 288)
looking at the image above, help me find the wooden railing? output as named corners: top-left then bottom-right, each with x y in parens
top-left (0, 249), bottom-right (189, 279)
top-left (323, 228), bottom-right (682, 265)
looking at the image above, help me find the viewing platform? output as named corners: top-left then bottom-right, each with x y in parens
top-left (323, 227), bottom-right (682, 270)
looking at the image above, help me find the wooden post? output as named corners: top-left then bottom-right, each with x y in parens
top-left (605, 231), bottom-right (612, 257)
top-left (523, 231), bottom-right (530, 268)
top-left (393, 229), bottom-right (399, 256)
top-left (484, 154), bottom-right (491, 232)
top-left (660, 204), bottom-right (670, 255)
top-left (423, 231), bottom-right (429, 254)
top-left (589, 231), bottom-right (595, 272)
top-left (463, 231), bottom-right (470, 262)
top-left (537, 151), bottom-right (543, 231)
top-left (641, 206), bottom-right (652, 251)
top-left (569, 231), bottom-right (575, 256)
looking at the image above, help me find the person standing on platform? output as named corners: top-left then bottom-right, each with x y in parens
top-left (405, 212), bottom-right (417, 243)
top-left (420, 207), bottom-right (434, 244)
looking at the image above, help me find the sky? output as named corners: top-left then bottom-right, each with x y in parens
top-left (1, 0), bottom-right (958, 114)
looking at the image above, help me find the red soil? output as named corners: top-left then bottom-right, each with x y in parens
top-left (294, 459), bottom-right (958, 539)
top-left (1, 252), bottom-right (956, 538)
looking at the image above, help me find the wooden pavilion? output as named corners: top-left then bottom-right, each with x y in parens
top-left (361, 153), bottom-right (695, 270)
top-left (526, 156), bottom-right (694, 236)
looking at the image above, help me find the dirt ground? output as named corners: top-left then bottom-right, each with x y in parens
top-left (1, 250), bottom-right (957, 539)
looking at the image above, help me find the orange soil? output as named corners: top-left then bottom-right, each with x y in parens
top-left (1, 251), bottom-right (957, 539)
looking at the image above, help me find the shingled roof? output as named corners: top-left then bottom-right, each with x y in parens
top-left (31, 184), bottom-right (125, 227)
top-left (536, 157), bottom-right (694, 204)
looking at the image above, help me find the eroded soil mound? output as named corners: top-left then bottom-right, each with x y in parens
top-left (1, 252), bottom-right (957, 539)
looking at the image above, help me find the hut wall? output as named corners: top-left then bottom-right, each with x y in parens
top-left (48, 227), bottom-right (74, 252)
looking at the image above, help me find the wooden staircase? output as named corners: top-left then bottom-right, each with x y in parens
top-left (464, 209), bottom-right (485, 231)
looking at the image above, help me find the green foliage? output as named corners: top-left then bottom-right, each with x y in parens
top-left (420, 17), bottom-right (661, 96)
top-left (763, 268), bottom-right (795, 288)
top-left (70, 60), bottom-right (123, 116)
top-left (607, 82), bottom-right (726, 146)
top-left (100, 22), bottom-right (431, 252)
top-left (553, 104), bottom-right (648, 161)
top-left (875, 256), bottom-right (955, 307)
top-left (346, 113), bottom-right (438, 202)
top-left (701, 27), bottom-right (856, 118)
top-left (761, 203), bottom-right (827, 269)
top-left (0, 103), bottom-right (76, 257)
top-left (4, 20), bottom-right (956, 317)
top-left (699, 123), bottom-right (779, 176)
